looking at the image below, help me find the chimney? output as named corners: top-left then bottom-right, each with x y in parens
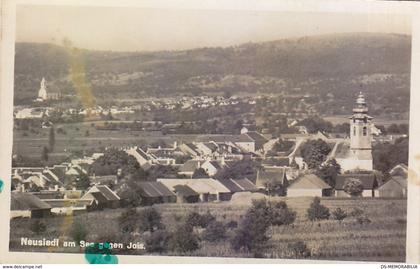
top-left (220, 156), bottom-right (226, 166)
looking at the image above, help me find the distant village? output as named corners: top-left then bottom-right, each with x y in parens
top-left (10, 79), bottom-right (409, 219)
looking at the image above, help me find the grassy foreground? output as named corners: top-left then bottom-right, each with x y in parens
top-left (9, 197), bottom-right (406, 262)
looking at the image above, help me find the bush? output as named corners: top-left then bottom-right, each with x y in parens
top-left (202, 221), bottom-right (227, 242)
top-left (119, 208), bottom-right (138, 233)
top-left (307, 197), bottom-right (330, 221)
top-left (226, 220), bottom-right (238, 229)
top-left (71, 221), bottom-right (87, 243)
top-left (349, 207), bottom-right (364, 217)
top-left (119, 207), bottom-right (163, 234)
top-left (288, 241), bottom-right (311, 258)
top-left (332, 207), bottom-right (347, 222)
top-left (170, 224), bottom-right (200, 253)
top-left (270, 201), bottom-right (296, 226)
top-left (185, 211), bottom-right (216, 228)
top-left (30, 220), bottom-right (46, 234)
top-left (138, 207), bottom-right (164, 233)
top-left (357, 216), bottom-right (372, 225)
top-left (145, 229), bottom-right (171, 253)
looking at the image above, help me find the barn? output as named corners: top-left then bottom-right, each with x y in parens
top-left (11, 192), bottom-right (52, 218)
top-left (287, 174), bottom-right (332, 197)
top-left (376, 177), bottom-right (407, 198)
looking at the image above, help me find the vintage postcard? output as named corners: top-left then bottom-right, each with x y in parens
top-left (1, 0), bottom-right (420, 264)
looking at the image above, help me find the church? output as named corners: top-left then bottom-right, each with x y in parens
top-left (35, 77), bottom-right (60, 102)
top-left (327, 92), bottom-right (373, 171)
top-left (288, 92), bottom-right (374, 172)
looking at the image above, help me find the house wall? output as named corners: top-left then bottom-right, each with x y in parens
top-left (201, 162), bottom-right (218, 176)
top-left (335, 189), bottom-right (374, 197)
top-left (378, 181), bottom-right (406, 198)
top-left (362, 189), bottom-right (374, 197)
top-left (51, 207), bottom-right (87, 215)
top-left (336, 158), bottom-right (373, 172)
top-left (10, 210), bottom-right (31, 218)
top-left (31, 209), bottom-right (51, 218)
top-left (236, 142), bottom-right (255, 153)
top-left (287, 188), bottom-right (323, 197)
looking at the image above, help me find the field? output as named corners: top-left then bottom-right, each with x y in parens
top-left (13, 121), bottom-right (199, 165)
top-left (9, 197), bottom-right (406, 262)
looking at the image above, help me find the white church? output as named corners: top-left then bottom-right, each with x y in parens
top-left (289, 92), bottom-right (374, 172)
top-left (328, 92), bottom-right (373, 171)
top-left (35, 77), bottom-right (60, 102)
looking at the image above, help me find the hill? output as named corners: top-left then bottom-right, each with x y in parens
top-left (14, 33), bottom-right (411, 112)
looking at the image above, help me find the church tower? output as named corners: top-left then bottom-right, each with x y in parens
top-left (349, 92), bottom-right (373, 170)
top-left (38, 77), bottom-right (47, 101)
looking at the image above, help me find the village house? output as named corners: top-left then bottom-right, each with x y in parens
top-left (157, 178), bottom-right (231, 202)
top-left (200, 159), bottom-right (227, 176)
top-left (125, 146), bottom-right (153, 168)
top-left (172, 185), bottom-right (200, 203)
top-left (335, 173), bottom-right (378, 197)
top-left (255, 167), bottom-right (288, 190)
top-left (178, 143), bottom-right (201, 158)
top-left (217, 178), bottom-right (259, 194)
top-left (375, 163), bottom-right (408, 198)
top-left (287, 174), bottom-right (332, 197)
top-left (178, 159), bottom-right (205, 177)
top-left (11, 192), bottom-right (52, 218)
top-left (82, 185), bottom-right (121, 209)
top-left (137, 181), bottom-right (177, 205)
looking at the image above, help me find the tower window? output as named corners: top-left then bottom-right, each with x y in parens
top-left (353, 127), bottom-right (356, 136)
top-left (363, 126), bottom-right (367, 136)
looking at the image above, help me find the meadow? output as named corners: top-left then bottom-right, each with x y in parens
top-left (9, 197), bottom-right (406, 262)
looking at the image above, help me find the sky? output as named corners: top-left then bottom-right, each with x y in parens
top-left (16, 5), bottom-right (411, 52)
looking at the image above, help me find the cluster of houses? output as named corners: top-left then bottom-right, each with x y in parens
top-left (10, 93), bottom-right (409, 219)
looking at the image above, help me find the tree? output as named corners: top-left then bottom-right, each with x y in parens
top-left (75, 173), bottom-right (91, 190)
top-left (138, 207), bottom-right (164, 233)
top-left (119, 208), bottom-right (138, 233)
top-left (265, 180), bottom-right (288, 196)
top-left (30, 220), bottom-right (46, 234)
top-left (192, 168), bottom-right (209, 178)
top-left (307, 197), bottom-right (330, 221)
top-left (316, 158), bottom-right (341, 187)
top-left (215, 159), bottom-right (261, 181)
top-left (185, 211), bottom-right (215, 228)
top-left (343, 178), bottom-right (364, 197)
top-left (48, 126), bottom-right (55, 151)
top-left (300, 139), bottom-right (332, 169)
top-left (231, 200), bottom-right (272, 257)
top-left (145, 229), bottom-right (171, 253)
top-left (373, 137), bottom-right (409, 173)
top-left (170, 224), bottom-right (199, 253)
top-left (298, 116), bottom-right (333, 134)
top-left (270, 201), bottom-right (296, 226)
top-left (41, 146), bottom-right (49, 161)
top-left (91, 149), bottom-right (147, 178)
top-left (202, 220), bottom-right (227, 242)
